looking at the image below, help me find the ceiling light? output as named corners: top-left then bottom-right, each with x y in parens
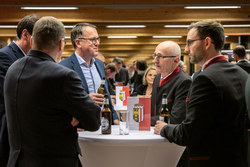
top-left (64, 25), bottom-right (74, 28)
top-left (21, 7), bottom-right (79, 10)
top-left (223, 24), bottom-right (250, 27)
top-left (164, 25), bottom-right (189, 28)
top-left (65, 36), bottom-right (71, 39)
top-left (107, 36), bottom-right (138, 38)
top-left (106, 25), bottom-right (146, 28)
top-left (152, 36), bottom-right (183, 38)
top-left (0, 25), bottom-right (17, 28)
top-left (184, 6), bottom-right (241, 9)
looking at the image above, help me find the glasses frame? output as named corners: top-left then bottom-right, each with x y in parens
top-left (186, 38), bottom-right (205, 48)
top-left (152, 53), bottom-right (176, 59)
top-left (78, 37), bottom-right (100, 44)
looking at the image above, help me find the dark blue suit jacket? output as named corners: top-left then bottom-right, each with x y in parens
top-left (59, 53), bottom-right (118, 121)
top-left (0, 42), bottom-right (25, 166)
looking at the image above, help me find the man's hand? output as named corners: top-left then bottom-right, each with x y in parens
top-left (89, 93), bottom-right (104, 106)
top-left (113, 119), bottom-right (119, 125)
top-left (154, 120), bottom-right (167, 135)
top-left (71, 117), bottom-right (79, 127)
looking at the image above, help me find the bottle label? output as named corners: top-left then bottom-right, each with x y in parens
top-left (101, 117), bottom-right (109, 131)
top-left (159, 116), bottom-right (164, 122)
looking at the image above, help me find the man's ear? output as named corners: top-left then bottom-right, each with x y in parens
top-left (30, 36), bottom-right (33, 48)
top-left (59, 38), bottom-right (65, 51)
top-left (205, 37), bottom-right (212, 50)
top-left (21, 29), bottom-right (29, 40)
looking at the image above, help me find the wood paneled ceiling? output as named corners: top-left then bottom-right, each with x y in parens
top-left (0, 0), bottom-right (250, 65)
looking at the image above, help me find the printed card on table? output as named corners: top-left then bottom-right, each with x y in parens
top-left (115, 86), bottom-right (129, 110)
top-left (128, 97), bottom-right (151, 131)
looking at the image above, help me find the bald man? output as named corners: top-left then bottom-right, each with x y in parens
top-left (151, 41), bottom-right (191, 167)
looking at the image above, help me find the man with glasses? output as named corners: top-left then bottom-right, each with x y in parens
top-left (151, 41), bottom-right (191, 167)
top-left (155, 20), bottom-right (249, 167)
top-left (60, 23), bottom-right (119, 125)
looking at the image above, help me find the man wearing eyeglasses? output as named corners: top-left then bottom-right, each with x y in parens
top-left (60, 23), bottom-right (119, 125)
top-left (155, 20), bottom-right (249, 167)
top-left (151, 41), bottom-right (191, 167)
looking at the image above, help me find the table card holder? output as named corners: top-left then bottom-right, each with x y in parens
top-left (115, 86), bottom-right (129, 110)
top-left (128, 97), bottom-right (151, 131)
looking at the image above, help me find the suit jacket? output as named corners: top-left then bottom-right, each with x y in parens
top-left (151, 68), bottom-right (192, 126)
top-left (237, 59), bottom-right (250, 73)
top-left (161, 60), bottom-right (248, 167)
top-left (59, 53), bottom-right (118, 121)
top-left (133, 71), bottom-right (145, 90)
top-left (4, 50), bottom-right (101, 167)
top-left (0, 41), bottom-right (25, 167)
top-left (115, 67), bottom-right (129, 86)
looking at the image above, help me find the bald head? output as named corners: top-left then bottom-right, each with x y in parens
top-left (156, 41), bottom-right (181, 58)
top-left (153, 41), bottom-right (181, 77)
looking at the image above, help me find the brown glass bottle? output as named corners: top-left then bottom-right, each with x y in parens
top-left (101, 94), bottom-right (111, 134)
top-left (98, 76), bottom-right (106, 95)
top-left (159, 93), bottom-right (169, 123)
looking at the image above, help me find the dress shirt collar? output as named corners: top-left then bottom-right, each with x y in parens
top-left (75, 51), bottom-right (95, 67)
top-left (12, 40), bottom-right (26, 56)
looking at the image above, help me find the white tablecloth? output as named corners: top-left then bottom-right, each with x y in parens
top-left (78, 125), bottom-right (185, 167)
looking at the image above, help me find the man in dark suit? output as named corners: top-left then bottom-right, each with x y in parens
top-left (134, 59), bottom-right (147, 90)
top-left (112, 57), bottom-right (129, 86)
top-left (155, 20), bottom-right (249, 167)
top-left (233, 45), bottom-right (250, 73)
top-left (0, 14), bottom-right (40, 167)
top-left (60, 23), bottom-right (118, 124)
top-left (4, 16), bottom-right (100, 167)
top-left (151, 41), bottom-right (191, 167)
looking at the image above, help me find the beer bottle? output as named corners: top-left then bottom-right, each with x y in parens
top-left (101, 94), bottom-right (111, 134)
top-left (159, 93), bottom-right (169, 123)
top-left (98, 76), bottom-right (106, 95)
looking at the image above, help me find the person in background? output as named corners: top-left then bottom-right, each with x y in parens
top-left (112, 57), bottom-right (129, 86)
top-left (134, 59), bottom-right (147, 90)
top-left (105, 63), bottom-right (118, 105)
top-left (105, 63), bottom-right (117, 95)
top-left (0, 14), bottom-right (40, 167)
top-left (233, 45), bottom-right (250, 73)
top-left (178, 60), bottom-right (188, 73)
top-left (154, 20), bottom-right (249, 167)
top-left (59, 23), bottom-right (119, 125)
top-left (133, 66), bottom-right (157, 96)
top-left (4, 16), bottom-right (101, 167)
top-left (221, 52), bottom-right (229, 62)
top-left (96, 52), bottom-right (106, 64)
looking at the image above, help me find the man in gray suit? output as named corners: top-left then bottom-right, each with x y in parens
top-left (0, 14), bottom-right (40, 167)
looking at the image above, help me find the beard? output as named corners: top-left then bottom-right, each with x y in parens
top-left (190, 45), bottom-right (205, 65)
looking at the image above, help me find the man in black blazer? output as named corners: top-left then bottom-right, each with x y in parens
top-left (246, 75), bottom-right (250, 167)
top-left (4, 16), bottom-right (100, 167)
top-left (155, 20), bottom-right (249, 167)
top-left (59, 23), bottom-right (118, 124)
top-left (233, 45), bottom-right (250, 73)
top-left (151, 41), bottom-right (191, 167)
top-left (0, 14), bottom-right (40, 167)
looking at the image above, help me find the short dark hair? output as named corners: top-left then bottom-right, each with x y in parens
top-left (136, 59), bottom-right (147, 71)
top-left (71, 23), bottom-right (96, 49)
top-left (233, 45), bottom-right (246, 58)
top-left (105, 63), bottom-right (117, 73)
top-left (16, 14), bottom-right (40, 39)
top-left (112, 57), bottom-right (123, 64)
top-left (188, 20), bottom-right (225, 51)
